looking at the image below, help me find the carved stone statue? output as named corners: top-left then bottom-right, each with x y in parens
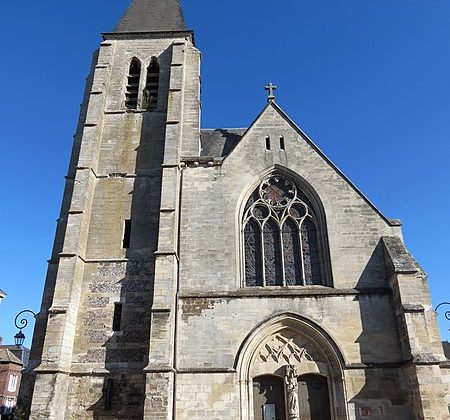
top-left (142, 88), bottom-right (150, 109)
top-left (285, 365), bottom-right (300, 420)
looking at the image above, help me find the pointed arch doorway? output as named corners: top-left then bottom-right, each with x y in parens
top-left (237, 314), bottom-right (348, 420)
top-left (252, 373), bottom-right (332, 420)
top-left (297, 374), bottom-right (331, 420)
top-left (253, 375), bottom-right (286, 420)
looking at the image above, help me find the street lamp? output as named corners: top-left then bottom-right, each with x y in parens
top-left (14, 310), bottom-right (37, 346)
top-left (435, 302), bottom-right (450, 333)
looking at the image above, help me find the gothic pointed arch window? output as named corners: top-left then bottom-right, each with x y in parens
top-left (143, 57), bottom-right (160, 110)
top-left (125, 58), bottom-right (141, 110)
top-left (243, 174), bottom-right (328, 287)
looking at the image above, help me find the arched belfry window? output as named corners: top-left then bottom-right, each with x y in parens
top-left (243, 175), bottom-right (326, 287)
top-left (125, 58), bottom-right (141, 110)
top-left (143, 57), bottom-right (160, 110)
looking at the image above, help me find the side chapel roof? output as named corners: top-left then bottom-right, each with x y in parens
top-left (114, 0), bottom-right (187, 33)
top-left (200, 129), bottom-right (247, 157)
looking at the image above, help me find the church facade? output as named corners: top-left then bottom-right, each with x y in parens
top-left (24, 1), bottom-right (449, 419)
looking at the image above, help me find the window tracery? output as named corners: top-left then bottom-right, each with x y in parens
top-left (243, 175), bottom-right (323, 286)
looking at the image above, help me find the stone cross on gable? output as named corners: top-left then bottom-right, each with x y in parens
top-left (265, 82), bottom-right (277, 101)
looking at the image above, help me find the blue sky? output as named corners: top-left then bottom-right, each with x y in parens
top-left (1, 0), bottom-right (449, 346)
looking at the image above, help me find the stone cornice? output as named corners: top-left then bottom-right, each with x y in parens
top-left (102, 30), bottom-right (194, 44)
top-left (178, 287), bottom-right (392, 300)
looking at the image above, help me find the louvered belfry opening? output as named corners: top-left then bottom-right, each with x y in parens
top-left (143, 57), bottom-right (160, 110)
top-left (125, 58), bottom-right (141, 109)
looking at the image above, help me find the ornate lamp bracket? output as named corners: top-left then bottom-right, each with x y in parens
top-left (435, 302), bottom-right (450, 335)
top-left (14, 309), bottom-right (38, 346)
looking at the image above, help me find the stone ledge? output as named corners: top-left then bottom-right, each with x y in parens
top-left (104, 109), bottom-right (167, 115)
top-left (33, 364), bottom-right (71, 375)
top-left (180, 156), bottom-right (223, 168)
top-left (151, 308), bottom-right (171, 313)
top-left (68, 210), bottom-right (84, 215)
top-left (102, 30), bottom-right (194, 44)
top-left (177, 368), bottom-right (236, 374)
top-left (346, 362), bottom-right (407, 369)
top-left (178, 287), bottom-right (392, 300)
top-left (48, 306), bottom-right (67, 315)
top-left (144, 365), bottom-right (176, 373)
top-left (402, 303), bottom-right (425, 313)
top-left (413, 354), bottom-right (446, 365)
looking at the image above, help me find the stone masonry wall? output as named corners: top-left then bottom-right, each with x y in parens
top-left (179, 104), bottom-right (402, 292)
top-left (177, 294), bottom-right (401, 369)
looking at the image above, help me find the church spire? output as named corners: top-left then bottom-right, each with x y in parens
top-left (114, 0), bottom-right (187, 33)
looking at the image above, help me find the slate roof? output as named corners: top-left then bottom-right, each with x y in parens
top-left (0, 348), bottom-right (22, 365)
top-left (200, 128), bottom-right (247, 157)
top-left (114, 0), bottom-right (187, 33)
top-left (443, 342), bottom-right (450, 360)
top-left (1, 346), bottom-right (30, 367)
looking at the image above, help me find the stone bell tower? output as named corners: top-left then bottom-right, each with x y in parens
top-left (25, 0), bottom-right (200, 418)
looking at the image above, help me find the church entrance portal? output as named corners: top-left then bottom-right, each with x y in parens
top-left (237, 314), bottom-right (349, 419)
top-left (252, 373), bottom-right (331, 420)
top-left (253, 375), bottom-right (286, 420)
top-left (298, 374), bottom-right (331, 420)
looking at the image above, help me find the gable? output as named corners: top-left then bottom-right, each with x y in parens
top-left (221, 101), bottom-right (399, 228)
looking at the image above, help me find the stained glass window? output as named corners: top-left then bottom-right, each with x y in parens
top-left (302, 219), bottom-right (322, 285)
top-left (283, 218), bottom-right (302, 285)
top-left (263, 219), bottom-right (283, 286)
top-left (243, 175), bottom-right (324, 287)
top-left (244, 219), bottom-right (263, 286)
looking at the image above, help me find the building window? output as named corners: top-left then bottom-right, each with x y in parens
top-left (112, 303), bottom-right (123, 332)
top-left (104, 378), bottom-right (114, 410)
top-left (4, 398), bottom-right (15, 414)
top-left (7, 374), bottom-right (18, 392)
top-left (243, 175), bottom-right (324, 286)
top-left (143, 57), bottom-right (160, 110)
top-left (123, 219), bottom-right (132, 249)
top-left (280, 136), bottom-right (285, 150)
top-left (125, 58), bottom-right (141, 110)
top-left (265, 136), bottom-right (271, 150)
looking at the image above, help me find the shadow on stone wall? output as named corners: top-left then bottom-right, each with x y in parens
top-left (86, 112), bottom-right (164, 419)
top-left (87, 46), bottom-right (173, 419)
top-left (350, 239), bottom-right (411, 419)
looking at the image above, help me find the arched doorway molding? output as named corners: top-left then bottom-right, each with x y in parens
top-left (236, 313), bottom-right (348, 420)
